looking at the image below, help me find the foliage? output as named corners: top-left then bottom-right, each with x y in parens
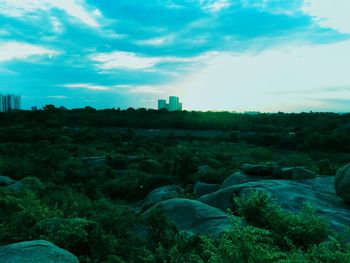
top-left (234, 191), bottom-right (330, 250)
top-left (0, 110), bottom-right (350, 262)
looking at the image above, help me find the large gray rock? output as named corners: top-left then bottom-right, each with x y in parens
top-left (279, 167), bottom-right (317, 180)
top-left (193, 182), bottom-right (220, 197)
top-left (0, 176), bottom-right (15, 187)
top-left (141, 185), bottom-right (184, 211)
top-left (0, 240), bottom-right (79, 263)
top-left (221, 171), bottom-right (255, 189)
top-left (335, 163), bottom-right (350, 204)
top-left (200, 176), bottom-right (350, 233)
top-left (144, 198), bottom-right (235, 236)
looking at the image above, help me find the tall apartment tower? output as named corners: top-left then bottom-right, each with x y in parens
top-left (14, 95), bottom-right (21, 110)
top-left (158, 99), bottom-right (168, 110)
top-left (0, 94), bottom-right (21, 112)
top-left (169, 96), bottom-right (179, 111)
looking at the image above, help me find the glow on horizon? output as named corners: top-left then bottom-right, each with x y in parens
top-left (176, 40), bottom-right (350, 112)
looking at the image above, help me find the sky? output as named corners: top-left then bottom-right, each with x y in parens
top-left (0, 0), bottom-right (350, 112)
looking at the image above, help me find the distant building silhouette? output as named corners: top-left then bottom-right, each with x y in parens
top-left (0, 94), bottom-right (21, 112)
top-left (158, 96), bottom-right (182, 111)
top-left (158, 99), bottom-right (167, 110)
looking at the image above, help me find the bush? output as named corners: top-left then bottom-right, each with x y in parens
top-left (234, 191), bottom-right (330, 250)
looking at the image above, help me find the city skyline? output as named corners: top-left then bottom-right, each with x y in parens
top-left (158, 96), bottom-right (183, 111)
top-left (1, 1), bottom-right (350, 112)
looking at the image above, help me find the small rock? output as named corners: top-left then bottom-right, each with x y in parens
top-left (81, 156), bottom-right (107, 167)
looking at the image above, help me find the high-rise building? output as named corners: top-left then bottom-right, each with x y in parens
top-left (14, 95), bottom-right (21, 110)
top-left (158, 99), bottom-right (168, 110)
top-left (0, 94), bottom-right (21, 112)
top-left (157, 96), bottom-right (182, 111)
top-left (169, 96), bottom-right (180, 111)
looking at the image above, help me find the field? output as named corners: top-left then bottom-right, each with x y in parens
top-left (1, 108), bottom-right (350, 262)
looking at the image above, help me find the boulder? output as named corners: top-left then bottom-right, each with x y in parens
top-left (0, 176), bottom-right (15, 187)
top-left (0, 240), bottom-right (79, 263)
top-left (240, 163), bottom-right (277, 176)
top-left (221, 171), bottom-right (255, 189)
top-left (199, 187), bottom-right (237, 212)
top-left (193, 182), bottom-right (220, 197)
top-left (335, 163), bottom-right (350, 204)
top-left (279, 167), bottom-right (317, 180)
top-left (141, 185), bottom-right (184, 211)
top-left (200, 177), bottom-right (350, 233)
top-left (144, 198), bottom-right (235, 237)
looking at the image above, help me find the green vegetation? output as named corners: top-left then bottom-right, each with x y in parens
top-left (0, 109), bottom-right (350, 262)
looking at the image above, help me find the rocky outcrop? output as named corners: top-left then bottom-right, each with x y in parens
top-left (200, 176), bottom-right (350, 233)
top-left (193, 182), bottom-right (220, 197)
top-left (0, 240), bottom-right (79, 263)
top-left (144, 198), bottom-right (235, 237)
top-left (141, 185), bottom-right (184, 211)
top-left (335, 163), bottom-right (350, 204)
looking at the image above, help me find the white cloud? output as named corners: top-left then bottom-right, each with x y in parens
top-left (172, 40), bottom-right (350, 112)
top-left (0, 0), bottom-right (100, 28)
top-left (136, 35), bottom-right (176, 47)
top-left (47, 95), bottom-right (68, 99)
top-left (90, 52), bottom-right (161, 70)
top-left (61, 83), bottom-right (167, 94)
top-left (63, 83), bottom-right (110, 90)
top-left (200, 0), bottom-right (231, 12)
top-left (0, 41), bottom-right (59, 62)
top-left (302, 0), bottom-right (350, 33)
top-left (50, 16), bottom-right (63, 33)
top-left (128, 86), bottom-right (166, 94)
top-left (90, 51), bottom-right (218, 70)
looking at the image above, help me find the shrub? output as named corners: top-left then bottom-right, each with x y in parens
top-left (234, 191), bottom-right (330, 250)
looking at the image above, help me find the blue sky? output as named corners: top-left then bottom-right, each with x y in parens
top-left (0, 0), bottom-right (350, 112)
